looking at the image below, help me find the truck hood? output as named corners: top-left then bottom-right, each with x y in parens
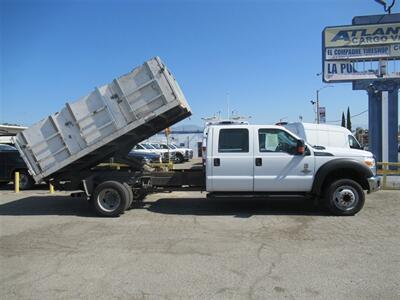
top-left (315, 146), bottom-right (373, 158)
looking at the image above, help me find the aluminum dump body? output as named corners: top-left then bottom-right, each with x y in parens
top-left (15, 57), bottom-right (191, 182)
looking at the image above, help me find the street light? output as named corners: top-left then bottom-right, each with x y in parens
top-left (374, 0), bottom-right (396, 14)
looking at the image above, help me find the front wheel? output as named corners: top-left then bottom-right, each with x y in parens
top-left (91, 181), bottom-right (129, 217)
top-left (324, 179), bottom-right (365, 216)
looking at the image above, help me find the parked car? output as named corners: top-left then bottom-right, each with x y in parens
top-left (131, 143), bottom-right (174, 163)
top-left (128, 150), bottom-right (162, 164)
top-left (148, 143), bottom-right (176, 162)
top-left (0, 144), bottom-right (34, 189)
top-left (132, 143), bottom-right (158, 154)
top-left (158, 143), bottom-right (193, 163)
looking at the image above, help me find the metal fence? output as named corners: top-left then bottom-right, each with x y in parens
top-left (377, 162), bottom-right (400, 190)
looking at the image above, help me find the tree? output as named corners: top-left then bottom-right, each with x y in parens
top-left (341, 112), bottom-right (346, 127)
top-left (346, 107), bottom-right (352, 132)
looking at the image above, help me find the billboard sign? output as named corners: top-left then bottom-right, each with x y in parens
top-left (323, 22), bottom-right (400, 82)
top-left (324, 23), bottom-right (400, 47)
top-left (325, 44), bottom-right (400, 60)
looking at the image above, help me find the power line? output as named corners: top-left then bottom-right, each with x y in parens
top-left (325, 109), bottom-right (368, 123)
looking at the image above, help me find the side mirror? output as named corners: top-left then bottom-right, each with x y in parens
top-left (296, 139), bottom-right (305, 155)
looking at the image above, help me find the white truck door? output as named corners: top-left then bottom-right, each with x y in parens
top-left (207, 127), bottom-right (254, 192)
top-left (253, 127), bottom-right (315, 192)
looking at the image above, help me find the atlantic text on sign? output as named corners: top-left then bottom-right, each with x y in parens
top-left (324, 23), bottom-right (400, 47)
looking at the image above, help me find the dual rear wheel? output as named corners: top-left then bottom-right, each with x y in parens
top-left (91, 181), bottom-right (146, 217)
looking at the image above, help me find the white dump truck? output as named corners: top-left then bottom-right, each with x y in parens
top-left (15, 57), bottom-right (380, 217)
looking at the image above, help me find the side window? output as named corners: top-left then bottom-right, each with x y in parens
top-left (218, 129), bottom-right (249, 153)
top-left (348, 135), bottom-right (361, 149)
top-left (259, 129), bottom-right (297, 155)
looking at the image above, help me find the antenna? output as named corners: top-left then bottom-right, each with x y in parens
top-left (226, 92), bottom-right (230, 120)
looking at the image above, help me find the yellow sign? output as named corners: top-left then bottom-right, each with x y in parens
top-left (324, 23), bottom-right (400, 47)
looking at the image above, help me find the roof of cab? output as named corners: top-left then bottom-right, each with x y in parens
top-left (207, 124), bottom-right (285, 130)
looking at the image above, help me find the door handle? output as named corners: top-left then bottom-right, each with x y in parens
top-left (255, 157), bottom-right (262, 166)
top-left (214, 158), bottom-right (220, 166)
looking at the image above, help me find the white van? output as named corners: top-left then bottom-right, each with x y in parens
top-left (283, 122), bottom-right (362, 150)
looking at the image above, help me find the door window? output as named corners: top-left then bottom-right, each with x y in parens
top-left (259, 129), bottom-right (297, 154)
top-left (218, 129), bottom-right (249, 153)
top-left (348, 135), bottom-right (361, 149)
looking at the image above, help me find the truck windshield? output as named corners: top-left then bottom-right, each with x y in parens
top-left (348, 135), bottom-right (362, 149)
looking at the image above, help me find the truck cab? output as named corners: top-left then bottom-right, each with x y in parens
top-left (204, 124), bottom-right (379, 215)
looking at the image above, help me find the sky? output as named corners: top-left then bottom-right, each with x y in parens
top-left (1, 0), bottom-right (399, 129)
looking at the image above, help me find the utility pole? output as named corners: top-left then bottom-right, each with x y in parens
top-left (226, 93), bottom-right (230, 120)
top-left (316, 89), bottom-right (320, 124)
top-left (312, 85), bottom-right (332, 124)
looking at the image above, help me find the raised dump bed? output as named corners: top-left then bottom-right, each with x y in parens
top-left (15, 57), bottom-right (191, 182)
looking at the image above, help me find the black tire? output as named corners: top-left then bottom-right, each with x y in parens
top-left (18, 170), bottom-right (34, 190)
top-left (175, 153), bottom-right (184, 164)
top-left (123, 183), bottom-right (133, 210)
top-left (91, 181), bottom-right (129, 217)
top-left (324, 179), bottom-right (365, 216)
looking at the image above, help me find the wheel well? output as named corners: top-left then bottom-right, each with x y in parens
top-left (10, 168), bottom-right (28, 178)
top-left (321, 168), bottom-right (369, 194)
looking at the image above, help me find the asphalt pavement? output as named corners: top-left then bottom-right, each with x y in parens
top-left (0, 187), bottom-right (399, 299)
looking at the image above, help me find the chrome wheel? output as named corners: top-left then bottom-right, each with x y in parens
top-left (97, 188), bottom-right (121, 212)
top-left (332, 185), bottom-right (359, 211)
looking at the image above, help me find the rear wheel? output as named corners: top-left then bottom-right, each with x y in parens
top-left (123, 183), bottom-right (133, 210)
top-left (91, 181), bottom-right (128, 217)
top-left (324, 179), bottom-right (365, 216)
top-left (18, 171), bottom-right (34, 190)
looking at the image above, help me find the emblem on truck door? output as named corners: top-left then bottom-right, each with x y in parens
top-left (301, 163), bottom-right (311, 174)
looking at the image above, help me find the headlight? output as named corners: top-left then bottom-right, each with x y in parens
top-left (364, 157), bottom-right (376, 175)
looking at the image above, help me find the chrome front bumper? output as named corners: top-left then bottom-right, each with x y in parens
top-left (367, 176), bottom-right (381, 193)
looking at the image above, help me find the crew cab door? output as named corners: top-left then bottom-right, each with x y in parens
top-left (207, 127), bottom-right (254, 191)
top-left (253, 127), bottom-right (315, 192)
